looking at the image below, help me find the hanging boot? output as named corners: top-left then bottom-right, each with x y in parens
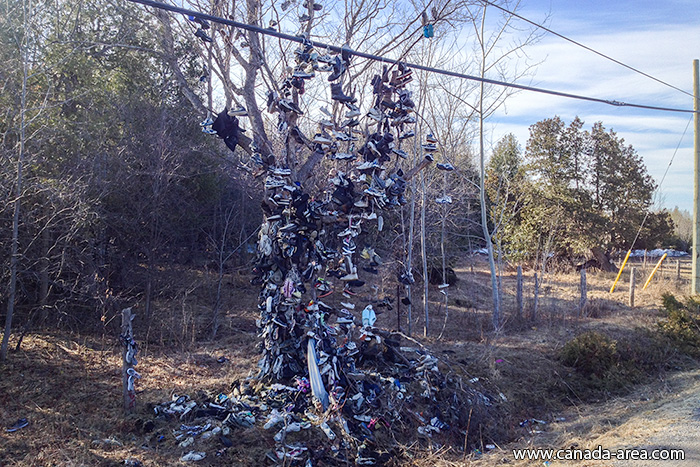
top-left (331, 83), bottom-right (356, 104)
top-left (328, 56), bottom-right (346, 81)
top-left (194, 28), bottom-right (213, 43)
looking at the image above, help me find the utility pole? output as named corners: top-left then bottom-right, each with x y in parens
top-left (693, 59), bottom-right (700, 294)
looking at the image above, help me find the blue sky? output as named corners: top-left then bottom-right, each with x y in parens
top-left (485, 0), bottom-right (699, 212)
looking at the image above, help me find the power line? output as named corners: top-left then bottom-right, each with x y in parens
top-left (126, 0), bottom-right (698, 115)
top-left (629, 115), bottom-right (694, 251)
top-left (477, 0), bottom-right (696, 100)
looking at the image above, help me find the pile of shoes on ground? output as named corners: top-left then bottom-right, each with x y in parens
top-left (150, 333), bottom-right (498, 465)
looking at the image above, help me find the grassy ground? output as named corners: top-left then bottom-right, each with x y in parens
top-left (0, 256), bottom-right (695, 466)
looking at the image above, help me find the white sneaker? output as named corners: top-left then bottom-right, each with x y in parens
top-left (340, 271), bottom-right (359, 281)
top-left (181, 451), bottom-right (206, 461)
top-left (320, 422), bottom-right (336, 440)
top-left (264, 409), bottom-right (285, 430)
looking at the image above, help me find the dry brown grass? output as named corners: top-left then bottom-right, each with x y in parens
top-left (0, 256), bottom-right (695, 466)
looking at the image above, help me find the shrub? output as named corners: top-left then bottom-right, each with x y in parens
top-left (558, 329), bottom-right (673, 397)
top-left (657, 292), bottom-right (700, 357)
top-left (559, 331), bottom-right (619, 379)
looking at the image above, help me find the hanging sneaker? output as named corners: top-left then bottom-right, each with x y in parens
top-left (426, 133), bottom-right (438, 143)
top-left (194, 29), bottom-right (213, 43)
top-left (228, 106), bottom-right (248, 117)
top-left (264, 176), bottom-right (285, 189)
top-left (272, 167), bottom-right (292, 177)
top-left (367, 107), bottom-right (384, 123)
top-left (341, 118), bottom-right (360, 128)
top-left (334, 152), bottom-right (356, 161)
top-left (188, 16), bottom-right (210, 29)
top-left (340, 271), bottom-right (359, 281)
top-left (436, 162), bottom-right (455, 171)
top-left (333, 131), bottom-right (351, 141)
top-left (278, 99), bottom-right (303, 115)
top-left (398, 89), bottom-right (415, 107)
top-left (302, 1), bottom-right (323, 10)
top-left (293, 68), bottom-right (315, 79)
top-left (435, 195), bottom-right (452, 204)
top-left (266, 91), bottom-right (278, 113)
top-left (126, 368), bottom-right (141, 391)
top-left (313, 133), bottom-right (333, 144)
top-left (398, 271), bottom-right (415, 285)
top-left (341, 43), bottom-right (353, 64)
top-left (393, 148), bottom-right (408, 159)
top-left (317, 53), bottom-right (334, 63)
top-left (290, 126), bottom-right (310, 145)
top-left (399, 130), bottom-right (415, 140)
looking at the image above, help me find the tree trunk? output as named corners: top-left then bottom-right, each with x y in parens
top-left (39, 224), bottom-right (49, 309)
top-left (1, 11), bottom-right (28, 361)
top-left (420, 171), bottom-right (429, 337)
top-left (479, 98), bottom-right (500, 330)
top-left (516, 265), bottom-right (523, 319)
top-left (478, 5), bottom-right (500, 331)
top-left (579, 268), bottom-right (587, 316)
top-left (439, 192), bottom-right (449, 338)
top-left (590, 246), bottom-right (616, 272)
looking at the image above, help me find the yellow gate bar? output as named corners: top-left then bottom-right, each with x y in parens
top-left (643, 253), bottom-right (668, 290)
top-left (610, 249), bottom-right (632, 293)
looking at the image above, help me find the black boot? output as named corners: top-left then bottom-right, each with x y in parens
top-left (328, 56), bottom-right (346, 81)
top-left (331, 83), bottom-right (356, 104)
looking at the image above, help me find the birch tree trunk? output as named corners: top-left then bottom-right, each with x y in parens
top-left (477, 6), bottom-right (500, 331)
top-left (1, 0), bottom-right (29, 362)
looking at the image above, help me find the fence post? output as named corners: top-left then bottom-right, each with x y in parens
top-left (629, 267), bottom-right (636, 308)
top-left (532, 272), bottom-right (539, 321)
top-left (396, 285), bottom-right (400, 332)
top-left (579, 268), bottom-right (587, 317)
top-left (121, 307), bottom-right (139, 414)
top-left (516, 265), bottom-right (523, 319)
top-left (677, 259), bottom-right (681, 282)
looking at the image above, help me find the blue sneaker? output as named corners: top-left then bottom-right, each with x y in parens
top-left (6, 418), bottom-right (28, 432)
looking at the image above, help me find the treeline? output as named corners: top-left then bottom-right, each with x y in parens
top-left (0, 0), bottom-right (677, 344)
top-left (486, 117), bottom-right (680, 270)
top-left (0, 1), bottom-right (261, 337)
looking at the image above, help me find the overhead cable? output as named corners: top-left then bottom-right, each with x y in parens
top-left (629, 115), bottom-right (694, 251)
top-left (477, 0), bottom-right (695, 99)
top-left (125, 0), bottom-right (698, 115)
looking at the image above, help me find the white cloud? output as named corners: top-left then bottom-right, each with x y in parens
top-left (485, 16), bottom-right (699, 211)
